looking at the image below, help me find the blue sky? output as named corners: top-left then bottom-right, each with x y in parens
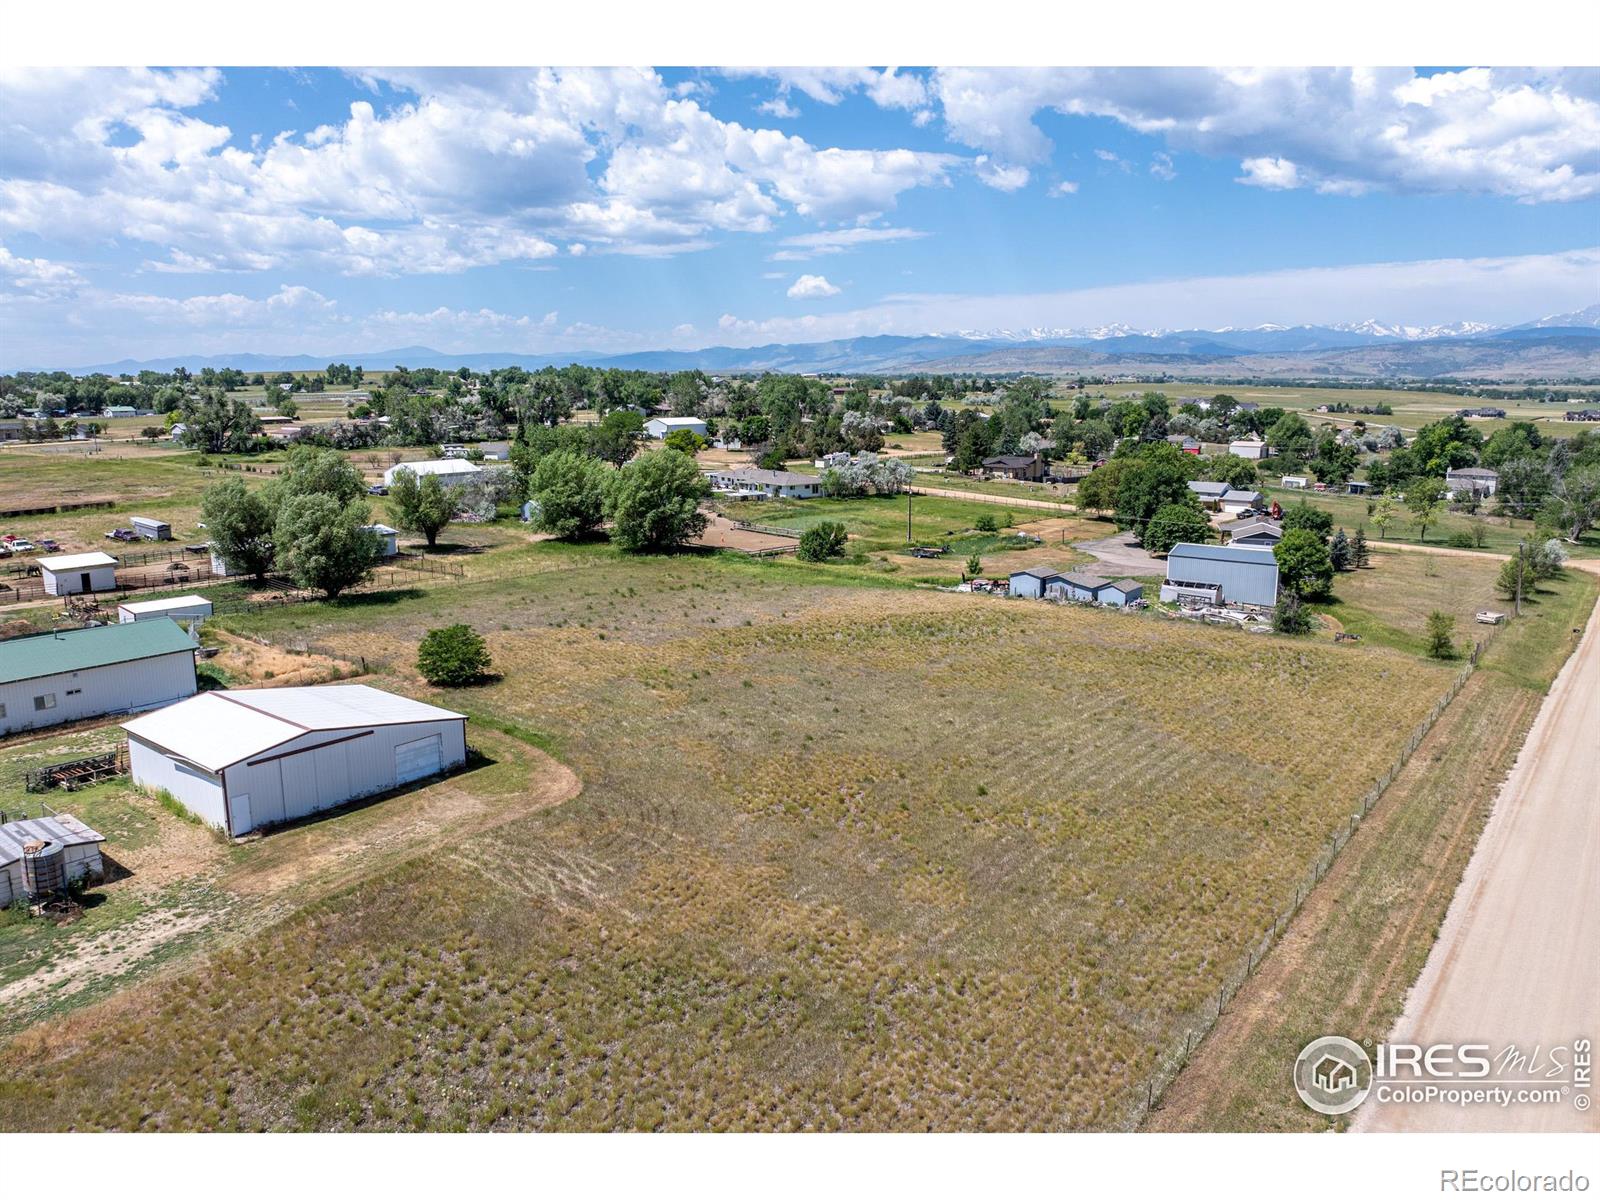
top-left (1, 66), bottom-right (1597, 367)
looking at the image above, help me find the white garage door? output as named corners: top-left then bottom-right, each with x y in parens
top-left (394, 734), bottom-right (442, 785)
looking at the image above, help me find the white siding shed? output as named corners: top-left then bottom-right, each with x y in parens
top-left (37, 551), bottom-right (118, 596)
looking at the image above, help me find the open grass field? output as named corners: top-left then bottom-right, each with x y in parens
top-left (1097, 382), bottom-right (1592, 439)
top-left (1262, 485), bottom-right (1600, 559)
top-left (0, 540), bottom-right (1462, 1131)
top-left (1148, 565), bottom-right (1598, 1130)
top-left (1310, 549), bottom-right (1504, 656)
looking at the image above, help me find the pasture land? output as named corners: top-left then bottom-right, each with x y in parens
top-left (1149, 565), bottom-right (1598, 1130)
top-left (1263, 485), bottom-right (1600, 559)
top-left (0, 547), bottom-right (1458, 1131)
top-left (1097, 382), bottom-right (1592, 438)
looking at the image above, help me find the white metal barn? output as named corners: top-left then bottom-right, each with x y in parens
top-left (117, 594), bottom-right (213, 628)
top-left (382, 458), bottom-right (482, 488)
top-left (0, 813), bottom-right (106, 905)
top-left (0, 620), bottom-right (198, 737)
top-left (36, 551), bottom-right (118, 596)
top-left (122, 685), bottom-right (467, 836)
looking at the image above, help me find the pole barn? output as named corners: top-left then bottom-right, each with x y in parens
top-left (123, 685), bottom-right (467, 836)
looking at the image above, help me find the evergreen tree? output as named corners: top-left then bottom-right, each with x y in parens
top-left (1329, 527), bottom-right (1352, 572)
top-left (1352, 525), bottom-right (1371, 569)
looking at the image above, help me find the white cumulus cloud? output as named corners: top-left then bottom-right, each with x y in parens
top-left (786, 273), bottom-right (841, 299)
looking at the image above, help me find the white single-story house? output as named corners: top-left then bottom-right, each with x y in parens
top-left (0, 619), bottom-right (198, 737)
top-left (117, 594), bottom-right (212, 631)
top-left (130, 516), bottom-right (172, 541)
top-left (37, 551), bottom-right (119, 596)
top-left (104, 405), bottom-right (139, 419)
top-left (382, 458), bottom-right (483, 489)
top-left (706, 467), bottom-right (822, 499)
top-left (1219, 489), bottom-right (1265, 515)
top-left (1161, 543), bottom-right (1280, 608)
top-left (0, 813), bottom-right (106, 905)
top-left (1445, 467), bottom-right (1499, 499)
top-left (361, 524), bottom-right (400, 557)
top-left (123, 685), bottom-right (468, 837)
top-left (1280, 475), bottom-right (1309, 489)
top-left (1229, 437), bottom-right (1269, 460)
top-left (644, 416), bottom-right (707, 440)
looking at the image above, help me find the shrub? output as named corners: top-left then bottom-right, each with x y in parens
top-left (1425, 611), bottom-right (1456, 660)
top-left (796, 522), bottom-right (848, 562)
top-left (1445, 529), bottom-right (1475, 549)
top-left (974, 514), bottom-right (999, 533)
top-left (417, 624), bottom-right (493, 686)
top-left (1272, 592), bottom-right (1314, 635)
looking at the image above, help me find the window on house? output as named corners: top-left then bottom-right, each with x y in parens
top-left (66, 688), bottom-right (82, 697)
top-left (34, 693), bottom-right (57, 711)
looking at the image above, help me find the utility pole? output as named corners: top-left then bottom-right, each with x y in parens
top-left (907, 489), bottom-right (913, 546)
top-left (1515, 539), bottom-right (1524, 618)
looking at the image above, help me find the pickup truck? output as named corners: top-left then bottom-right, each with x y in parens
top-left (105, 528), bottom-right (137, 542)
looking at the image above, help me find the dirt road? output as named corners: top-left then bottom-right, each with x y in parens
top-left (1357, 559), bottom-right (1600, 1132)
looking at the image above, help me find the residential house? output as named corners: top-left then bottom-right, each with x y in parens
top-left (1220, 518), bottom-right (1283, 548)
top-left (1186, 480), bottom-right (1232, 509)
top-left (981, 454), bottom-right (1047, 481)
top-left (1444, 466), bottom-right (1500, 499)
top-left (1219, 489), bottom-right (1265, 516)
top-left (1228, 436), bottom-right (1269, 460)
top-left (706, 467), bottom-right (822, 499)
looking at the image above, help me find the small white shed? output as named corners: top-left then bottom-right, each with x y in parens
top-left (130, 517), bottom-right (172, 541)
top-left (117, 594), bottom-right (212, 630)
top-left (37, 551), bottom-right (119, 596)
top-left (123, 685), bottom-right (468, 836)
top-left (361, 524), bottom-right (400, 558)
top-left (0, 813), bottom-right (106, 904)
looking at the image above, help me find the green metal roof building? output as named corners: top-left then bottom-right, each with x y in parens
top-left (1, 618), bottom-right (198, 736)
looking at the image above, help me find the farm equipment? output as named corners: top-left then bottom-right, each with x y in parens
top-left (909, 546), bottom-right (947, 559)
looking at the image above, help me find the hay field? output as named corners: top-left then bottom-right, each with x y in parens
top-left (0, 556), bottom-right (1454, 1131)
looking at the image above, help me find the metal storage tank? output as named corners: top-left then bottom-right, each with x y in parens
top-left (21, 838), bottom-right (65, 899)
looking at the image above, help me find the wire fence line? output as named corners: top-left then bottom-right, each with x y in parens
top-left (1122, 624), bottom-right (1498, 1130)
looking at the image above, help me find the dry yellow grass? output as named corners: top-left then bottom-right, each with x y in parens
top-left (0, 573), bottom-right (1453, 1130)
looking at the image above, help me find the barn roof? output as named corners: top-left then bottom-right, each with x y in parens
top-left (0, 619), bottom-right (195, 686)
top-left (1167, 543), bottom-right (1279, 567)
top-left (0, 813), bottom-right (105, 869)
top-left (123, 685), bottom-right (465, 773)
top-left (35, 551), bottom-right (118, 572)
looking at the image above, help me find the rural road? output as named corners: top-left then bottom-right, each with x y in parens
top-left (1357, 558), bottom-right (1600, 1132)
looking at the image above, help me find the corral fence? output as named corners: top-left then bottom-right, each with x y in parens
top-left (1123, 623), bottom-right (1499, 1130)
top-left (730, 520), bottom-right (801, 540)
top-left (0, 560), bottom-right (224, 606)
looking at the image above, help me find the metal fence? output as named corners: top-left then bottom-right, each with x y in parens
top-left (1122, 624), bottom-right (1498, 1129)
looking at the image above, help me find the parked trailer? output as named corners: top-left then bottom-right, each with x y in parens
top-left (130, 517), bottom-right (172, 541)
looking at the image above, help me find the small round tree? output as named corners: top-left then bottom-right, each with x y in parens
top-left (417, 624), bottom-right (492, 687)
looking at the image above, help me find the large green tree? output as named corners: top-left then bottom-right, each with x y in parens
top-left (1406, 477), bottom-right (1448, 542)
top-left (199, 476), bottom-right (276, 581)
top-left (1112, 444), bottom-right (1195, 531)
top-left (274, 494), bottom-right (381, 598)
top-left (605, 449), bottom-right (709, 553)
top-left (387, 468), bottom-right (459, 548)
top-left (179, 391), bottom-right (260, 454)
top-left (274, 444), bottom-right (365, 505)
top-left (529, 450), bottom-right (609, 540)
top-left (1142, 503), bottom-right (1213, 555)
top-left (1274, 528), bottom-right (1335, 600)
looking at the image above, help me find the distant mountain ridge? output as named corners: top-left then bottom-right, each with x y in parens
top-left (18, 303), bottom-right (1600, 379)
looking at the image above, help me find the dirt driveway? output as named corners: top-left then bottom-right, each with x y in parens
top-left (1075, 531), bottom-right (1164, 576)
top-left (1357, 559), bottom-right (1600, 1132)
